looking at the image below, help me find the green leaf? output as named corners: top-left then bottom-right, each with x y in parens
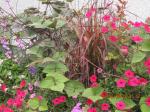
top-left (141, 40), bottom-right (150, 51)
top-left (82, 87), bottom-right (103, 102)
top-left (28, 98), bottom-right (39, 110)
top-left (43, 62), bottom-right (68, 73)
top-left (39, 99), bottom-right (48, 111)
top-left (64, 80), bottom-right (85, 96)
top-left (109, 98), bottom-right (136, 110)
top-left (140, 97), bottom-right (150, 112)
top-left (131, 51), bottom-right (145, 63)
top-left (56, 19), bottom-right (66, 28)
top-left (40, 76), bottom-right (55, 89)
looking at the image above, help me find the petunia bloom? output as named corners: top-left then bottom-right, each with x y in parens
top-left (101, 103), bottom-right (110, 111)
top-left (116, 78), bottom-right (126, 88)
top-left (131, 35), bottom-right (143, 43)
top-left (90, 74), bottom-right (97, 83)
top-left (115, 101), bottom-right (126, 110)
top-left (103, 15), bottom-right (111, 22)
top-left (128, 77), bottom-right (140, 87)
top-left (120, 46), bottom-right (128, 55)
top-left (144, 58), bottom-right (150, 68)
top-left (88, 107), bottom-right (97, 112)
top-left (124, 69), bottom-right (135, 78)
top-left (101, 26), bottom-right (109, 33)
top-left (145, 97), bottom-right (150, 106)
top-left (108, 36), bottom-right (119, 42)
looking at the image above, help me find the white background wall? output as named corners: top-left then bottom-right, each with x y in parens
top-left (0, 0), bottom-right (150, 21)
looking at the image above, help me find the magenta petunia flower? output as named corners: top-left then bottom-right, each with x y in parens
top-left (101, 26), bottom-right (109, 33)
top-left (101, 103), bottom-right (110, 111)
top-left (128, 77), bottom-right (140, 87)
top-left (145, 97), bottom-right (150, 106)
top-left (115, 101), bottom-right (126, 110)
top-left (116, 78), bottom-right (126, 88)
top-left (131, 35), bottom-right (143, 43)
top-left (124, 69), bottom-right (135, 78)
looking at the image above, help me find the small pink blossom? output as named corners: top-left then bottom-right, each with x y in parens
top-left (88, 107), bottom-right (97, 112)
top-left (131, 35), bottom-right (143, 43)
top-left (145, 97), bottom-right (150, 106)
top-left (101, 26), bottom-right (109, 33)
top-left (116, 78), bottom-right (126, 88)
top-left (108, 36), bottom-right (119, 42)
top-left (133, 22), bottom-right (143, 28)
top-left (120, 46), bottom-right (128, 55)
top-left (115, 101), bottom-right (126, 110)
top-left (128, 77), bottom-right (140, 87)
top-left (103, 15), bottom-right (111, 22)
top-left (90, 74), bottom-right (97, 83)
top-left (144, 58), bottom-right (150, 68)
top-left (144, 24), bottom-right (150, 33)
top-left (124, 69), bottom-right (135, 78)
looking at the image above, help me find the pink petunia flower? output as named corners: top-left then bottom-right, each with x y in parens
top-left (101, 103), bottom-right (110, 111)
top-left (101, 26), bottom-right (109, 33)
top-left (108, 36), bottom-right (119, 42)
top-left (1, 84), bottom-right (7, 92)
top-left (144, 58), bottom-right (150, 68)
top-left (116, 78), bottom-right (126, 88)
top-left (7, 98), bottom-right (14, 107)
top-left (128, 77), bottom-right (140, 87)
top-left (103, 15), bottom-right (111, 22)
top-left (90, 74), bottom-right (97, 83)
top-left (131, 35), bottom-right (143, 43)
top-left (120, 46), bottom-right (128, 55)
top-left (144, 24), bottom-right (150, 33)
top-left (88, 107), bottom-right (97, 112)
top-left (145, 97), bottom-right (150, 106)
top-left (133, 22), bottom-right (143, 28)
top-left (115, 101), bottom-right (126, 110)
top-left (124, 69), bottom-right (135, 78)
top-left (111, 22), bottom-right (117, 30)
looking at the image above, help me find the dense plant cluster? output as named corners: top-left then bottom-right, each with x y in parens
top-left (1, 0), bottom-right (150, 112)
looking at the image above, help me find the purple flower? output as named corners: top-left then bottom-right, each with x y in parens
top-left (71, 103), bottom-right (82, 112)
top-left (28, 66), bottom-right (37, 75)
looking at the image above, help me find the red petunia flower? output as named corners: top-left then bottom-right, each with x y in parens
top-left (133, 22), bottom-right (143, 28)
top-left (100, 91), bottom-right (108, 98)
top-left (139, 78), bottom-right (148, 85)
top-left (86, 99), bottom-right (93, 105)
top-left (90, 74), bottom-right (97, 83)
top-left (101, 103), bottom-right (110, 111)
top-left (145, 97), bottom-right (150, 106)
top-left (20, 80), bottom-right (26, 88)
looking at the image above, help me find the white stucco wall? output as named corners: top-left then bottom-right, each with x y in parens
top-left (0, 0), bottom-right (150, 21)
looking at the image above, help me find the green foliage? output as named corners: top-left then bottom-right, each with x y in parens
top-left (82, 87), bottom-right (103, 102)
top-left (131, 51), bottom-right (146, 63)
top-left (64, 80), bottom-right (85, 97)
top-left (141, 39), bottom-right (150, 51)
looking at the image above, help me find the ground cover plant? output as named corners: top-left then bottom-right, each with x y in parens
top-left (0, 0), bottom-right (150, 112)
